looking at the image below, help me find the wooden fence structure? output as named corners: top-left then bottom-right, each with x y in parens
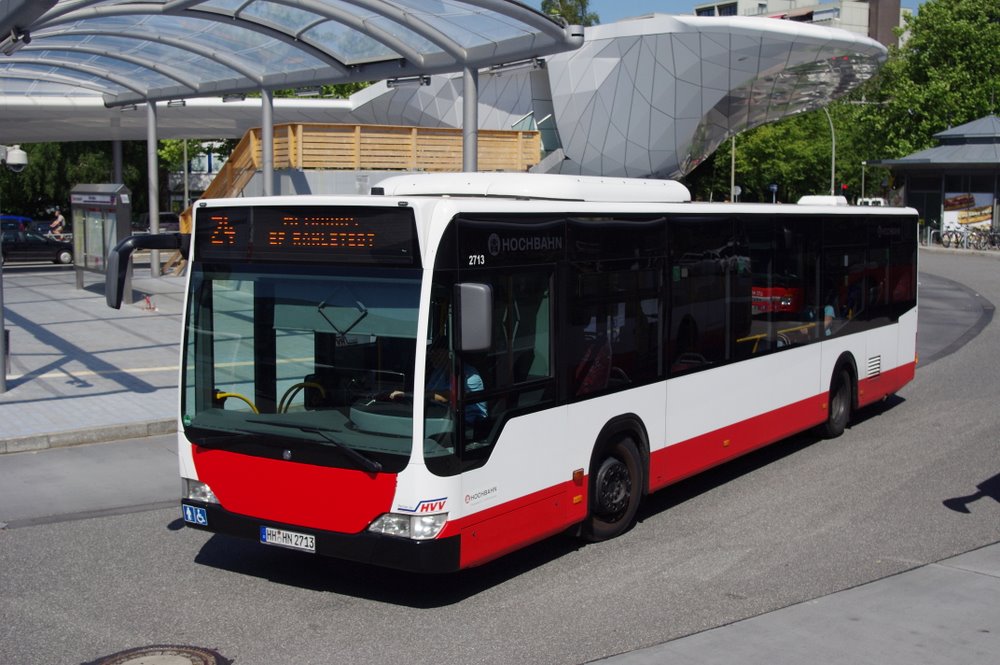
top-left (170, 123), bottom-right (539, 270)
top-left (186, 123), bottom-right (540, 224)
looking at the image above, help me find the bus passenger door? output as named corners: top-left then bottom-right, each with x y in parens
top-left (424, 268), bottom-right (558, 477)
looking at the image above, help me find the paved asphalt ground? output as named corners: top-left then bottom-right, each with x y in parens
top-left (0, 248), bottom-right (998, 664)
top-left (0, 262), bottom-right (182, 452)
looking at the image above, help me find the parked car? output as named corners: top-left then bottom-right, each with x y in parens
top-left (0, 230), bottom-right (73, 264)
top-left (0, 214), bottom-right (31, 232)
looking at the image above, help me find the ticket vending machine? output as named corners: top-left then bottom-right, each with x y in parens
top-left (70, 184), bottom-right (132, 301)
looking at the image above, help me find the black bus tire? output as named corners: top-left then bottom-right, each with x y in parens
top-left (584, 437), bottom-right (642, 542)
top-left (822, 367), bottom-right (853, 439)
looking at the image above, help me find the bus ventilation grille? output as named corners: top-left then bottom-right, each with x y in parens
top-left (867, 356), bottom-right (882, 377)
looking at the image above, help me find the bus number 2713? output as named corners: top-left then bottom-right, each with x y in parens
top-left (468, 254), bottom-right (486, 266)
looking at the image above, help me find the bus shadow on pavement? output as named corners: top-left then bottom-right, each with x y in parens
top-left (190, 528), bottom-right (584, 607)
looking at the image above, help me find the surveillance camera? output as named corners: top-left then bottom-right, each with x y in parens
top-left (4, 145), bottom-right (27, 173)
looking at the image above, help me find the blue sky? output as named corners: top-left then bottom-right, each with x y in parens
top-left (526, 1), bottom-right (923, 24)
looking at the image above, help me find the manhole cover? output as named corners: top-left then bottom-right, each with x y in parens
top-left (86, 645), bottom-right (230, 665)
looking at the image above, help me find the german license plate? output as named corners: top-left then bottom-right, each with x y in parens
top-left (259, 526), bottom-right (316, 553)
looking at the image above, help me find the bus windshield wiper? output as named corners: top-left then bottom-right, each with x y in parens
top-left (246, 419), bottom-right (382, 474)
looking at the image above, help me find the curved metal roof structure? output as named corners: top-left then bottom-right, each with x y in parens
top-left (0, 6), bottom-right (888, 181)
top-left (339, 15), bottom-right (889, 178)
top-left (0, 0), bottom-right (583, 107)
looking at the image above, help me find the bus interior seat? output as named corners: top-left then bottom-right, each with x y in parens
top-left (575, 334), bottom-right (611, 396)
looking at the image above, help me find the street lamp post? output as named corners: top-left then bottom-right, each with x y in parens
top-left (0, 144), bottom-right (28, 393)
top-left (861, 160), bottom-right (867, 200)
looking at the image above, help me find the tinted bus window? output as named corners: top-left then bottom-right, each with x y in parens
top-left (568, 217), bottom-right (665, 395)
top-left (668, 217), bottom-right (749, 374)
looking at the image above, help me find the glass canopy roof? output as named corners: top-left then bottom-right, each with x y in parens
top-left (0, 0), bottom-right (583, 106)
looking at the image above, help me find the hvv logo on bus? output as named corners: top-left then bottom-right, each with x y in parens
top-left (398, 498), bottom-right (448, 513)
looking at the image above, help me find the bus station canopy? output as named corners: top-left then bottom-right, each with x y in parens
top-left (0, 3), bottom-right (889, 180)
top-left (0, 0), bottom-right (582, 108)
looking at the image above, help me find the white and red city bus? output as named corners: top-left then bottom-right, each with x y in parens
top-left (108, 173), bottom-right (918, 572)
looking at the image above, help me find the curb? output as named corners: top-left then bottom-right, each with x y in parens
top-left (920, 244), bottom-right (1000, 259)
top-left (0, 419), bottom-right (177, 455)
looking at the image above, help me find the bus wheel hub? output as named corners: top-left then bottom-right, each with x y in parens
top-left (595, 457), bottom-right (630, 518)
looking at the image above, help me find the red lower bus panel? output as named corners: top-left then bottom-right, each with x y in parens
top-left (649, 361), bottom-right (916, 490)
top-left (450, 482), bottom-right (585, 569)
top-left (649, 393), bottom-right (828, 491)
top-left (857, 362), bottom-right (915, 408)
top-left (192, 446), bottom-right (396, 534)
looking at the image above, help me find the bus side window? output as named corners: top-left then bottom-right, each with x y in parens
top-left (488, 271), bottom-right (553, 391)
top-left (569, 303), bottom-right (612, 396)
top-left (568, 263), bottom-right (660, 395)
top-left (667, 217), bottom-right (739, 373)
top-left (823, 246), bottom-right (866, 336)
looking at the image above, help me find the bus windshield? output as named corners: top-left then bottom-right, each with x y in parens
top-left (182, 262), bottom-right (422, 473)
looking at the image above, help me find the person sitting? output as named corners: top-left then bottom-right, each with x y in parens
top-left (824, 304), bottom-right (837, 336)
top-left (390, 348), bottom-right (486, 424)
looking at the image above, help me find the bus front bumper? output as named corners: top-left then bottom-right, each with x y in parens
top-left (180, 500), bottom-right (461, 573)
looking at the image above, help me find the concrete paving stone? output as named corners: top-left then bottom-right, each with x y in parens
top-left (0, 265), bottom-right (184, 450)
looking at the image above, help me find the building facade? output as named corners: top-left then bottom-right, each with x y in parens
top-left (691, 0), bottom-right (904, 47)
top-left (875, 115), bottom-right (1000, 235)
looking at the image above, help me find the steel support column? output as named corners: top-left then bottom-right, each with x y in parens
top-left (261, 88), bottom-right (274, 195)
top-left (147, 101), bottom-right (160, 277)
top-left (463, 67), bottom-right (478, 172)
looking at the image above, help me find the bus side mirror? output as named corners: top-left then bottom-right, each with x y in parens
top-left (106, 233), bottom-right (188, 309)
top-left (456, 283), bottom-right (492, 352)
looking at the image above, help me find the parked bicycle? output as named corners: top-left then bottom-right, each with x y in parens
top-left (981, 228), bottom-right (1000, 250)
top-left (940, 226), bottom-right (968, 248)
top-left (940, 225), bottom-right (991, 249)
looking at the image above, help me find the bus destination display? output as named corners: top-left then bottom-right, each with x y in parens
top-left (265, 215), bottom-right (375, 251)
top-left (195, 206), bottom-right (417, 264)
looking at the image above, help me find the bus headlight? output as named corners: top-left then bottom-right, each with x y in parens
top-left (368, 513), bottom-right (447, 540)
top-left (183, 478), bottom-right (219, 504)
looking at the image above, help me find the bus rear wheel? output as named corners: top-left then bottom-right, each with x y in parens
top-left (584, 437), bottom-right (642, 542)
top-left (822, 367), bottom-right (853, 439)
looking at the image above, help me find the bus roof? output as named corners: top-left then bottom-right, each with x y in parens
top-left (797, 195), bottom-right (849, 206)
top-left (374, 173), bottom-right (692, 204)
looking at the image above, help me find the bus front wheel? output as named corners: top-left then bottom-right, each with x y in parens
top-left (822, 367), bottom-right (853, 439)
top-left (584, 437), bottom-right (642, 542)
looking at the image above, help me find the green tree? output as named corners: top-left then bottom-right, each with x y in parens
top-left (0, 141), bottom-right (149, 221)
top-left (158, 139), bottom-right (208, 172)
top-left (853, 0), bottom-right (1000, 159)
top-left (685, 110), bottom-right (850, 203)
top-left (540, 0), bottom-right (599, 26)
top-left (687, 0), bottom-right (1000, 201)
top-left (273, 81), bottom-right (371, 101)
